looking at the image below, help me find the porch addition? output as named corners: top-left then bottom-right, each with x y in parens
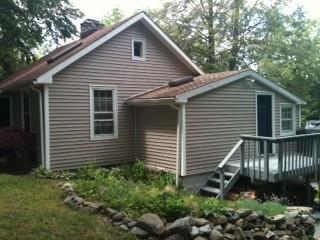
top-left (200, 133), bottom-right (320, 199)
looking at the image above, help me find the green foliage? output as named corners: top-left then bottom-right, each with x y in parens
top-left (233, 200), bottom-right (286, 216)
top-left (102, 8), bottom-right (125, 27)
top-left (199, 198), bottom-right (228, 216)
top-left (32, 167), bottom-right (76, 181)
top-left (0, 0), bottom-right (83, 80)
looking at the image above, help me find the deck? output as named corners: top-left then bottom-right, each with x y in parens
top-left (228, 153), bottom-right (317, 182)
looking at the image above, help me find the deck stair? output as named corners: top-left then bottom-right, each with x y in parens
top-left (200, 140), bottom-right (243, 199)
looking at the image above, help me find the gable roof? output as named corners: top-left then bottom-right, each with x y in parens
top-left (127, 70), bottom-right (306, 105)
top-left (0, 12), bottom-right (203, 92)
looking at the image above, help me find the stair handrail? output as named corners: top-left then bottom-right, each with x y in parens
top-left (217, 139), bottom-right (244, 199)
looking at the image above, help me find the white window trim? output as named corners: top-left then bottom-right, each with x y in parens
top-left (131, 38), bottom-right (146, 61)
top-left (90, 85), bottom-right (118, 140)
top-left (280, 103), bottom-right (296, 136)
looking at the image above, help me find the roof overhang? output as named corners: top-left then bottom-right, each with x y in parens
top-left (126, 97), bottom-right (175, 106)
top-left (35, 12), bottom-right (203, 85)
top-left (175, 70), bottom-right (306, 105)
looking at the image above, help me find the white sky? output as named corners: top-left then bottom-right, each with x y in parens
top-left (69, 0), bottom-right (320, 21)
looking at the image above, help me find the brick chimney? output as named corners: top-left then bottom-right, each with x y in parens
top-left (80, 19), bottom-right (104, 39)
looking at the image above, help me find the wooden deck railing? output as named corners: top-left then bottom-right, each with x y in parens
top-left (240, 133), bottom-right (320, 182)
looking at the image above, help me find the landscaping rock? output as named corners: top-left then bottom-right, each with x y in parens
top-left (112, 212), bottom-right (124, 222)
top-left (267, 214), bottom-right (286, 224)
top-left (64, 196), bottom-right (74, 206)
top-left (127, 221), bottom-right (137, 228)
top-left (83, 201), bottom-right (104, 212)
top-left (119, 224), bottom-right (129, 231)
top-left (198, 224), bottom-right (211, 235)
top-left (167, 216), bottom-right (193, 233)
top-left (216, 215), bottom-right (228, 225)
top-left (234, 227), bottom-right (245, 240)
top-left (193, 236), bottom-right (207, 240)
top-left (265, 230), bottom-right (275, 239)
top-left (137, 213), bottom-right (165, 235)
top-left (237, 209), bottom-right (252, 218)
top-left (247, 212), bottom-right (260, 222)
top-left (190, 226), bottom-right (199, 237)
top-left (228, 213), bottom-right (240, 224)
top-left (224, 223), bottom-right (235, 233)
top-left (130, 226), bottom-right (149, 239)
top-left (104, 208), bottom-right (117, 217)
top-left (194, 217), bottom-right (209, 226)
top-left (209, 229), bottom-right (224, 240)
top-left (213, 225), bottom-right (223, 232)
top-left (73, 196), bottom-right (85, 206)
top-left (252, 231), bottom-right (266, 240)
top-left (163, 234), bottom-right (184, 240)
top-left (224, 233), bottom-right (236, 240)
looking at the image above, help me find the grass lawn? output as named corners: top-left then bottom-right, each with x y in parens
top-left (0, 174), bottom-right (135, 240)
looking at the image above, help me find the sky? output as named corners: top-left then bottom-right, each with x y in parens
top-left (69, 0), bottom-right (320, 22)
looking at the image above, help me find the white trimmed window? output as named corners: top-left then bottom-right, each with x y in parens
top-left (90, 86), bottom-right (118, 140)
top-left (132, 38), bottom-right (146, 60)
top-left (280, 104), bottom-right (295, 136)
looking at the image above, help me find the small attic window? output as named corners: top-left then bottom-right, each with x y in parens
top-left (132, 39), bottom-right (145, 61)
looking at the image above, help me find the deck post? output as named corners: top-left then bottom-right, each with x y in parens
top-left (240, 140), bottom-right (245, 175)
top-left (264, 140), bottom-right (269, 181)
top-left (220, 168), bottom-right (225, 200)
top-left (278, 141), bottom-right (283, 181)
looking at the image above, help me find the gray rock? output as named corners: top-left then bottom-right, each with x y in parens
top-left (209, 229), bottom-right (224, 240)
top-left (112, 212), bottom-right (124, 222)
top-left (127, 221), bottom-right (137, 228)
top-left (104, 208), bottom-right (117, 217)
top-left (167, 216), bottom-right (193, 233)
top-left (194, 236), bottom-right (207, 240)
top-left (73, 196), bottom-right (85, 205)
top-left (137, 213), bottom-right (165, 235)
top-left (237, 209), bottom-right (252, 217)
top-left (252, 231), bottom-right (266, 240)
top-left (228, 213), bottom-right (240, 224)
top-left (265, 230), bottom-right (275, 239)
top-left (234, 227), bottom-right (245, 240)
top-left (163, 234), bottom-right (184, 240)
top-left (190, 226), bottom-right (199, 237)
top-left (64, 196), bottom-right (74, 205)
top-left (130, 226), bottom-right (149, 238)
top-left (224, 223), bottom-right (235, 233)
top-left (83, 201), bottom-right (104, 211)
top-left (216, 215), bottom-right (228, 225)
top-left (224, 233), bottom-right (236, 240)
top-left (214, 225), bottom-right (223, 232)
top-left (235, 219), bottom-right (245, 228)
top-left (280, 235), bottom-right (290, 240)
top-left (199, 224), bottom-right (211, 235)
top-left (119, 224), bottom-right (129, 231)
top-left (194, 217), bottom-right (209, 226)
top-left (267, 214), bottom-right (285, 224)
top-left (247, 212), bottom-right (260, 222)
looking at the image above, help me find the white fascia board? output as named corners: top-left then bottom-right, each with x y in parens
top-left (176, 70), bottom-right (305, 104)
top-left (36, 12), bottom-right (203, 84)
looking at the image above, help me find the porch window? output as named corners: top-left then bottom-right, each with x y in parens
top-left (280, 104), bottom-right (295, 136)
top-left (22, 92), bottom-right (31, 132)
top-left (90, 85), bottom-right (118, 140)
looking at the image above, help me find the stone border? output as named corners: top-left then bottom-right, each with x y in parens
top-left (60, 182), bottom-right (316, 240)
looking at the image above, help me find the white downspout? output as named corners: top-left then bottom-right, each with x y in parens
top-left (170, 104), bottom-right (182, 187)
top-left (30, 86), bottom-right (45, 168)
top-left (43, 85), bottom-right (50, 170)
top-left (180, 103), bottom-right (186, 177)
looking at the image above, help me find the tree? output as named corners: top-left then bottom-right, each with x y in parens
top-left (258, 8), bottom-right (320, 120)
top-left (149, 0), bottom-right (288, 72)
top-left (102, 8), bottom-right (125, 27)
top-left (0, 0), bottom-right (83, 80)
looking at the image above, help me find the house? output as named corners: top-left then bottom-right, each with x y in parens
top-left (1, 12), bottom-right (318, 198)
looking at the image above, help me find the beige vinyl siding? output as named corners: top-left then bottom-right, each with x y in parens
top-left (49, 22), bottom-right (193, 170)
top-left (185, 78), bottom-right (297, 175)
top-left (136, 106), bottom-right (177, 172)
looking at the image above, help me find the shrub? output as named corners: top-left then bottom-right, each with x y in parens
top-left (0, 128), bottom-right (36, 170)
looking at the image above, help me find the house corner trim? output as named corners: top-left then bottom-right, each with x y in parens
top-left (43, 85), bottom-right (51, 170)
